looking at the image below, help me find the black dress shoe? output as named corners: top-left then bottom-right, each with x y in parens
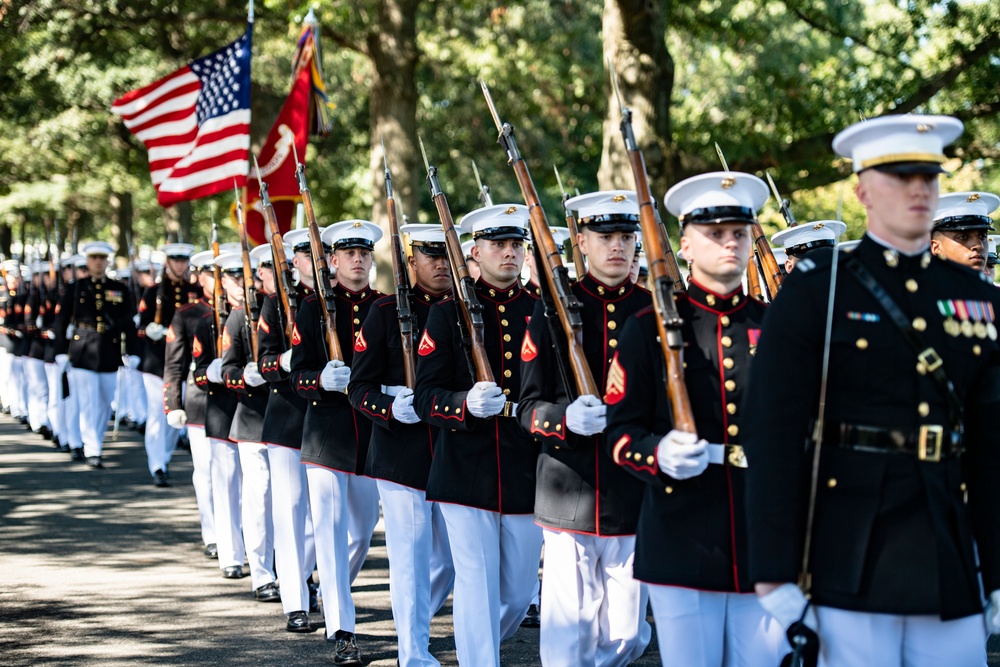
top-left (153, 469), bottom-right (170, 487)
top-left (176, 434), bottom-right (190, 451)
top-left (85, 456), bottom-right (104, 469)
top-left (254, 582), bottom-right (281, 602)
top-left (59, 443), bottom-right (70, 453)
top-left (70, 447), bottom-right (85, 461)
top-left (222, 565), bottom-right (245, 579)
top-left (520, 603), bottom-right (541, 628)
top-left (203, 543), bottom-right (218, 559)
top-left (134, 422), bottom-right (146, 434)
top-left (332, 630), bottom-right (362, 665)
top-left (34, 425), bottom-right (53, 439)
top-left (308, 579), bottom-right (320, 613)
top-left (286, 610), bottom-right (316, 633)
top-left (52, 437), bottom-right (62, 449)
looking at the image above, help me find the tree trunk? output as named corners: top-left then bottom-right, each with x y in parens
top-left (598, 0), bottom-right (674, 199)
top-left (176, 200), bottom-right (193, 244)
top-left (367, 0), bottom-right (421, 294)
top-left (109, 191), bottom-right (133, 263)
top-left (0, 223), bottom-right (11, 258)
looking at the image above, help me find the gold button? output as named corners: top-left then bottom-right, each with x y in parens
top-left (725, 379), bottom-right (736, 392)
top-left (505, 351), bottom-right (512, 360)
top-left (960, 482), bottom-right (967, 492)
top-left (918, 402), bottom-right (930, 417)
top-left (534, 420), bottom-right (540, 426)
top-left (504, 369), bottom-right (512, 378)
top-left (555, 424), bottom-right (561, 430)
top-left (434, 405), bottom-right (439, 410)
top-left (727, 403), bottom-right (737, 415)
top-left (706, 294), bottom-right (716, 306)
top-left (544, 421), bottom-right (550, 428)
top-left (489, 289), bottom-right (496, 297)
top-left (353, 305), bottom-right (359, 312)
top-left (608, 321), bottom-right (617, 331)
top-left (607, 304), bottom-right (615, 313)
top-left (498, 305), bottom-right (506, 313)
top-left (720, 315), bottom-right (730, 327)
top-left (856, 338), bottom-right (868, 350)
top-left (973, 345), bottom-right (981, 356)
top-left (721, 336), bottom-right (732, 348)
top-left (501, 319), bottom-right (509, 327)
top-left (633, 452), bottom-right (642, 461)
top-left (646, 455), bottom-right (654, 465)
top-left (503, 388), bottom-right (510, 395)
top-left (827, 478), bottom-right (837, 488)
top-left (609, 339), bottom-right (618, 348)
top-left (444, 406), bottom-right (449, 412)
top-left (913, 317), bottom-right (927, 332)
top-left (353, 318), bottom-right (360, 325)
top-left (905, 279), bottom-right (918, 293)
top-left (732, 295), bottom-right (740, 306)
top-left (723, 358), bottom-right (734, 369)
top-left (727, 424), bottom-right (739, 437)
top-left (381, 409), bottom-right (386, 414)
top-left (503, 334), bottom-right (511, 342)
top-left (665, 486), bottom-right (673, 494)
top-left (597, 286), bottom-right (605, 295)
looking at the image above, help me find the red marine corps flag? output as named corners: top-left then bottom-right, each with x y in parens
top-left (111, 24), bottom-right (253, 206)
top-left (239, 9), bottom-right (333, 245)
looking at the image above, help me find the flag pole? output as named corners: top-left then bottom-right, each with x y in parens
top-left (248, 0), bottom-right (254, 23)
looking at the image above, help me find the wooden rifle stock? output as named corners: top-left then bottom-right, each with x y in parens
top-left (420, 138), bottom-right (493, 383)
top-left (751, 218), bottom-right (783, 300)
top-left (210, 223), bottom-right (224, 351)
top-left (480, 82), bottom-right (598, 398)
top-left (254, 159), bottom-right (297, 343)
top-left (746, 245), bottom-right (765, 302)
top-left (295, 159), bottom-right (343, 363)
top-left (610, 68), bottom-right (696, 434)
top-left (383, 149), bottom-right (417, 388)
top-left (234, 194), bottom-right (259, 362)
top-left (553, 166), bottom-right (586, 278)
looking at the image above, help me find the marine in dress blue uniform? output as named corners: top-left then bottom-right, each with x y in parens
top-left (929, 190), bottom-right (998, 273)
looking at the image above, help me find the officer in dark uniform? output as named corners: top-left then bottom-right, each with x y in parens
top-left (348, 223), bottom-right (455, 667)
top-left (0, 262), bottom-right (16, 416)
top-left (164, 250), bottom-right (243, 578)
top-left (162, 251), bottom-right (217, 559)
top-left (137, 243), bottom-right (200, 484)
top-left (413, 204), bottom-right (541, 667)
top-left (929, 190), bottom-right (998, 272)
top-left (215, 251), bottom-right (279, 603)
top-left (518, 191), bottom-right (652, 667)
top-left (52, 241), bottom-right (140, 468)
top-left (7, 263), bottom-right (31, 424)
top-left (257, 234), bottom-right (318, 632)
top-left (24, 262), bottom-right (55, 439)
top-left (53, 256), bottom-right (84, 454)
top-left (743, 115), bottom-right (1000, 666)
top-left (289, 220), bottom-right (383, 663)
top-left (605, 172), bottom-right (783, 666)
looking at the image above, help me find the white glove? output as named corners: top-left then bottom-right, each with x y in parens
top-left (391, 388), bottom-right (420, 424)
top-left (466, 381), bottom-right (506, 418)
top-left (986, 589), bottom-right (1000, 635)
top-left (758, 583), bottom-right (816, 631)
top-left (13, 330), bottom-right (23, 338)
top-left (656, 429), bottom-right (709, 480)
top-left (44, 330), bottom-right (56, 340)
top-left (166, 410), bottom-right (188, 429)
top-left (35, 316), bottom-right (43, 329)
top-left (279, 349), bottom-right (292, 372)
top-left (207, 358), bottom-right (223, 383)
top-left (144, 322), bottom-right (165, 341)
top-left (123, 354), bottom-right (141, 370)
top-left (132, 313), bottom-right (141, 327)
top-left (55, 354), bottom-right (70, 370)
top-left (319, 359), bottom-right (351, 392)
top-left (565, 394), bottom-right (606, 436)
top-left (243, 361), bottom-right (266, 387)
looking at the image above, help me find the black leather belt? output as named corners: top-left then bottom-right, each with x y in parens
top-left (75, 322), bottom-right (106, 333)
top-left (823, 422), bottom-right (963, 462)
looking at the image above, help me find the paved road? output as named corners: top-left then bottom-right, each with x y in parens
top-left (2, 414), bottom-right (997, 666)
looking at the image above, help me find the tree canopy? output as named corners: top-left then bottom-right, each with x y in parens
top-left (1, 0), bottom-right (996, 267)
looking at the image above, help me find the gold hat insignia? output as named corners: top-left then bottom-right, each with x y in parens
top-left (505, 206), bottom-right (518, 215)
top-left (612, 194), bottom-right (626, 202)
top-left (916, 123), bottom-right (935, 133)
top-left (968, 194), bottom-right (982, 202)
top-left (353, 221), bottom-right (363, 228)
top-left (813, 223), bottom-right (825, 230)
top-left (721, 176), bottom-right (736, 189)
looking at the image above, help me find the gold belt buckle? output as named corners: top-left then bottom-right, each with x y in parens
top-left (96, 323), bottom-right (106, 334)
top-left (727, 445), bottom-right (748, 468)
top-left (918, 424), bottom-right (943, 462)
top-left (917, 348), bottom-right (943, 373)
top-left (501, 401), bottom-right (514, 418)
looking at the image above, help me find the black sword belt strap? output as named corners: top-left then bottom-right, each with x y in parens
top-left (844, 254), bottom-right (964, 426)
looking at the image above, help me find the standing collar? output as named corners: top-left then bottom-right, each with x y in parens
top-left (335, 283), bottom-right (373, 301)
top-left (477, 278), bottom-right (521, 302)
top-left (686, 278), bottom-right (745, 312)
top-left (413, 283), bottom-right (451, 304)
top-left (579, 273), bottom-right (634, 299)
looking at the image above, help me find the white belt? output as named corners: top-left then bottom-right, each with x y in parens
top-left (382, 384), bottom-right (405, 397)
top-left (707, 443), bottom-right (747, 468)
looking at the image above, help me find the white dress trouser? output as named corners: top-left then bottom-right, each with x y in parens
top-left (187, 425), bottom-right (215, 547)
top-left (142, 373), bottom-right (180, 476)
top-left (44, 362), bottom-right (59, 438)
top-left (648, 585), bottom-right (784, 667)
top-left (438, 505), bottom-right (544, 667)
top-left (61, 364), bottom-right (82, 449)
top-left (306, 466), bottom-right (379, 638)
top-left (70, 368), bottom-right (116, 458)
top-left (9, 355), bottom-right (26, 418)
top-left (814, 605), bottom-right (987, 667)
top-left (125, 368), bottom-right (146, 423)
top-left (237, 441), bottom-right (274, 589)
top-left (210, 438), bottom-right (245, 569)
top-left (0, 348), bottom-right (12, 410)
top-left (267, 444), bottom-right (315, 614)
top-left (377, 480), bottom-right (455, 667)
top-left (539, 529), bottom-right (651, 667)
top-left (25, 357), bottom-right (49, 430)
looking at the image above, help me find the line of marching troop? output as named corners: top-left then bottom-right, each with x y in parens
top-left (7, 112), bottom-right (1000, 667)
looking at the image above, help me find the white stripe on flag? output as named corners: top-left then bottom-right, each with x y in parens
top-left (158, 159), bottom-right (250, 195)
top-left (122, 89), bottom-right (200, 129)
top-left (111, 71), bottom-right (200, 118)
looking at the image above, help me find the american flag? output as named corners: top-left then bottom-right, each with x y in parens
top-left (112, 27), bottom-right (253, 207)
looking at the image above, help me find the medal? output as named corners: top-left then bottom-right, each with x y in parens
top-left (961, 320), bottom-right (974, 338)
top-left (944, 319), bottom-right (961, 337)
top-left (989, 322), bottom-right (998, 341)
top-left (975, 321), bottom-right (988, 339)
